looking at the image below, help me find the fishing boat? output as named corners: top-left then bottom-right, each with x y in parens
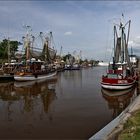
top-left (54, 46), bottom-right (65, 72)
top-left (0, 63), bottom-right (16, 80)
top-left (14, 75), bottom-right (57, 88)
top-left (14, 62), bottom-right (57, 82)
top-left (101, 16), bottom-right (137, 90)
top-left (14, 26), bottom-right (57, 81)
top-left (71, 63), bottom-right (81, 70)
top-left (64, 51), bottom-right (81, 70)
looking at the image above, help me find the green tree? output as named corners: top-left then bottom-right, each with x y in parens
top-left (0, 39), bottom-right (19, 61)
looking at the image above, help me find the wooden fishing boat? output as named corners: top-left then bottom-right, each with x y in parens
top-left (14, 26), bottom-right (57, 81)
top-left (14, 75), bottom-right (57, 88)
top-left (14, 62), bottom-right (57, 81)
top-left (101, 16), bottom-right (137, 90)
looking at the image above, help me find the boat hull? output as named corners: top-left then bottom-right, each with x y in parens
top-left (70, 67), bottom-right (80, 70)
top-left (64, 66), bottom-right (81, 70)
top-left (14, 71), bottom-right (57, 82)
top-left (0, 74), bottom-right (14, 81)
top-left (101, 81), bottom-right (135, 90)
top-left (101, 87), bottom-right (135, 96)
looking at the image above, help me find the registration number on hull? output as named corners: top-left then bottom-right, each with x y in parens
top-left (118, 80), bottom-right (128, 84)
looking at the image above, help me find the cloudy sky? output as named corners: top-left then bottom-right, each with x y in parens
top-left (0, 1), bottom-right (140, 61)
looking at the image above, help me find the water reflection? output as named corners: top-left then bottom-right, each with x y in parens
top-left (63, 70), bottom-right (82, 86)
top-left (101, 86), bottom-right (137, 119)
top-left (0, 67), bottom-right (136, 139)
top-left (0, 82), bottom-right (18, 101)
top-left (0, 79), bottom-right (57, 122)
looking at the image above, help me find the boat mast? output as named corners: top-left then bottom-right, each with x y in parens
top-left (120, 21), bottom-right (125, 63)
top-left (113, 25), bottom-right (116, 66)
top-left (125, 20), bottom-right (131, 67)
top-left (113, 25), bottom-right (119, 64)
top-left (22, 25), bottom-right (33, 69)
top-left (119, 14), bottom-right (131, 66)
top-left (126, 20), bottom-right (131, 47)
top-left (31, 35), bottom-right (35, 55)
top-left (48, 32), bottom-right (56, 63)
top-left (7, 37), bottom-right (10, 63)
top-left (23, 25), bottom-right (32, 61)
top-left (45, 37), bottom-right (49, 63)
top-left (40, 31), bottom-right (56, 64)
top-left (59, 46), bottom-right (63, 63)
top-left (60, 46), bottom-right (63, 58)
top-left (40, 32), bottom-right (49, 64)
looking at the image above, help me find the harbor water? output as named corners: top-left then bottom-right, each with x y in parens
top-left (0, 67), bottom-right (137, 139)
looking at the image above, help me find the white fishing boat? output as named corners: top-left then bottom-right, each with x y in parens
top-left (14, 68), bottom-right (57, 82)
top-left (14, 26), bottom-right (57, 81)
top-left (14, 75), bottom-right (57, 87)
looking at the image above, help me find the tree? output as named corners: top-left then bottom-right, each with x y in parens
top-left (62, 53), bottom-right (75, 64)
top-left (0, 39), bottom-right (19, 60)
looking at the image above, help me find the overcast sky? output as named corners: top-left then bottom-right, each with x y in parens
top-left (0, 1), bottom-right (140, 61)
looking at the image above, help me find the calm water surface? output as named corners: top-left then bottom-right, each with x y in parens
top-left (0, 67), bottom-right (137, 139)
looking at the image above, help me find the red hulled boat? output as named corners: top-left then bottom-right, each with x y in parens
top-left (101, 17), bottom-right (137, 90)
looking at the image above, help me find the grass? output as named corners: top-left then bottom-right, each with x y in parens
top-left (118, 111), bottom-right (140, 140)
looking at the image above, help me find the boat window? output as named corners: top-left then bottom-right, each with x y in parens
top-left (107, 74), bottom-right (118, 79)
